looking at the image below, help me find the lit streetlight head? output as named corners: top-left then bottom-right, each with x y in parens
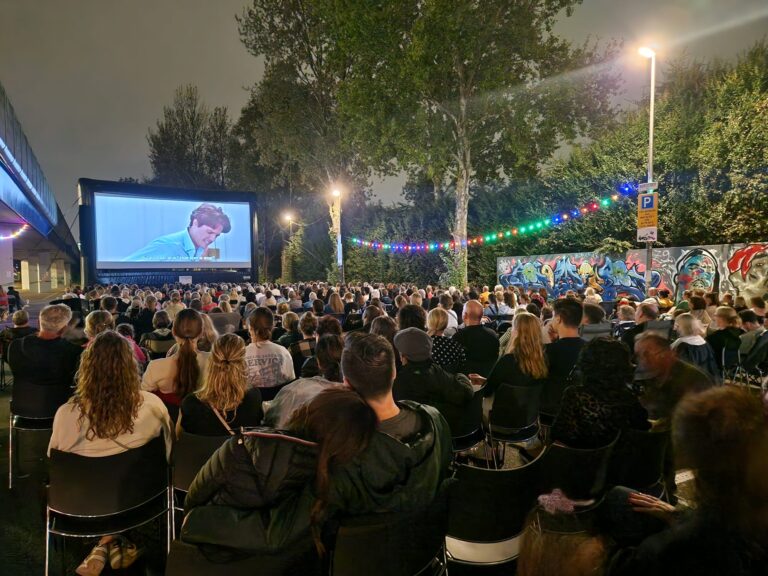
top-left (283, 212), bottom-right (293, 222)
top-left (331, 188), bottom-right (341, 198)
top-left (638, 46), bottom-right (656, 59)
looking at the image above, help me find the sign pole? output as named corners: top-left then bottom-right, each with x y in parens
top-left (643, 51), bottom-right (656, 296)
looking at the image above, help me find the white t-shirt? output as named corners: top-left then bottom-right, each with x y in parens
top-left (444, 309), bottom-right (459, 337)
top-left (245, 340), bottom-right (295, 388)
top-left (48, 391), bottom-right (173, 459)
top-left (141, 351), bottom-right (210, 396)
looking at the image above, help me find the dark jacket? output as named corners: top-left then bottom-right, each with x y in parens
top-left (452, 324), bottom-right (499, 378)
top-left (674, 341), bottom-right (720, 382)
top-left (393, 361), bottom-right (474, 433)
top-left (328, 401), bottom-right (453, 516)
top-left (705, 327), bottom-right (744, 369)
top-left (183, 429), bottom-right (318, 554)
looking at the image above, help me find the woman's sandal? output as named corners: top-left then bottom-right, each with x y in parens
top-left (109, 537), bottom-right (143, 569)
top-left (75, 544), bottom-right (108, 576)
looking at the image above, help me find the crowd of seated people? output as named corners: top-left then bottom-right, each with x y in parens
top-left (6, 278), bottom-right (768, 575)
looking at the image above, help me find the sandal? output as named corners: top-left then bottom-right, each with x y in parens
top-left (75, 544), bottom-right (108, 576)
top-left (109, 537), bottom-right (143, 569)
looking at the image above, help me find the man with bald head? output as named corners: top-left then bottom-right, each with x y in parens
top-left (452, 299), bottom-right (499, 377)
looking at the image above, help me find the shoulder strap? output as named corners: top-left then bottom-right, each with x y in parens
top-left (209, 404), bottom-right (236, 436)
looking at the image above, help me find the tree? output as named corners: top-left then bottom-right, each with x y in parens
top-left (331, 0), bottom-right (621, 285)
top-left (147, 85), bottom-right (236, 189)
top-left (237, 1), bottom-right (369, 278)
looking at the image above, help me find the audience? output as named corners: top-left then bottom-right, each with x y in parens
top-left (244, 307), bottom-right (295, 388)
top-left (396, 303), bottom-right (426, 331)
top-left (452, 300), bottom-right (499, 378)
top-left (115, 323), bottom-right (147, 366)
top-left (392, 327), bottom-right (474, 433)
top-left (84, 310), bottom-right (115, 343)
top-left (142, 309), bottom-right (209, 411)
top-left (671, 313), bottom-right (719, 381)
top-left (276, 311), bottom-right (301, 347)
top-left (551, 338), bottom-right (649, 448)
top-left (289, 312), bottom-right (319, 376)
top-left (704, 306), bottom-right (743, 370)
top-left (264, 334), bottom-right (344, 428)
top-left (177, 333), bottom-right (263, 436)
top-left (634, 333), bottom-right (713, 430)
top-left (138, 310), bottom-right (175, 359)
top-left (611, 387), bottom-right (768, 575)
top-left (48, 331), bottom-right (172, 576)
top-left (0, 309), bottom-right (37, 350)
top-left (483, 312), bottom-right (548, 398)
top-left (541, 299), bottom-right (585, 417)
top-left (738, 309), bottom-right (765, 354)
top-left (426, 307), bottom-right (466, 374)
top-left (621, 301), bottom-right (659, 356)
top-left (8, 304), bottom-right (81, 391)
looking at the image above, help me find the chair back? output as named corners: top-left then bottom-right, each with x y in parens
top-left (11, 383), bottom-right (72, 419)
top-left (645, 320), bottom-right (674, 340)
top-left (448, 450), bottom-right (545, 543)
top-left (451, 387), bottom-right (484, 439)
top-left (722, 347), bottom-right (740, 373)
top-left (332, 481), bottom-right (450, 576)
top-left (615, 429), bottom-right (669, 493)
top-left (538, 435), bottom-right (618, 501)
top-left (48, 434), bottom-right (167, 517)
top-left (172, 433), bottom-right (230, 492)
top-left (145, 335), bottom-right (175, 359)
top-left (489, 384), bottom-right (541, 431)
top-left (579, 323), bottom-right (613, 342)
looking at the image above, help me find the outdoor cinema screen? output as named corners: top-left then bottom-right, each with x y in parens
top-left (94, 192), bottom-right (252, 269)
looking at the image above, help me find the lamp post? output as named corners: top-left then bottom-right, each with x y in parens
top-left (331, 188), bottom-right (344, 285)
top-left (639, 46), bottom-right (657, 296)
top-left (281, 212), bottom-right (295, 282)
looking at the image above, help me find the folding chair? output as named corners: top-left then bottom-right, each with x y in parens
top-left (9, 383), bottom-right (71, 489)
top-left (538, 435), bottom-right (618, 503)
top-left (332, 482), bottom-right (451, 576)
top-left (446, 449), bottom-right (545, 566)
top-left (612, 428), bottom-right (670, 499)
top-left (170, 433), bottom-right (230, 537)
top-left (488, 384), bottom-right (542, 467)
top-left (45, 434), bottom-right (171, 576)
top-left (451, 387), bottom-right (490, 461)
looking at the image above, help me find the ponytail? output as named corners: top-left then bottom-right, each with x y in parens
top-left (171, 309), bottom-right (204, 399)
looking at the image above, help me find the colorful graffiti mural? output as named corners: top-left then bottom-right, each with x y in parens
top-left (498, 243), bottom-right (768, 300)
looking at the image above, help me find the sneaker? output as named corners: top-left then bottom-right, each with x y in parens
top-left (75, 544), bottom-right (108, 576)
top-left (109, 537), bottom-right (143, 569)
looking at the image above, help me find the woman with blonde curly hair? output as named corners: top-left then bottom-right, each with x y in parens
top-left (48, 331), bottom-right (172, 576)
top-left (482, 312), bottom-right (548, 397)
top-left (177, 334), bottom-right (263, 436)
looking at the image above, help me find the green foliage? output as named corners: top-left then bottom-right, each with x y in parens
top-left (147, 85), bottom-right (236, 189)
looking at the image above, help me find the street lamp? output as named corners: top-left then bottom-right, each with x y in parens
top-left (330, 188), bottom-right (344, 285)
top-left (282, 212), bottom-right (294, 235)
top-left (639, 45), bottom-right (657, 296)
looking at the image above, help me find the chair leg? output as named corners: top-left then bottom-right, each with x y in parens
top-left (8, 412), bottom-right (13, 490)
top-left (44, 509), bottom-right (50, 576)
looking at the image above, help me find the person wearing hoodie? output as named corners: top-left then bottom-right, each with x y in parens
top-left (671, 313), bottom-right (720, 382)
top-left (705, 306), bottom-right (744, 371)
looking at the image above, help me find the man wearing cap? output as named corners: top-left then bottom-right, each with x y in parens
top-left (392, 327), bottom-right (474, 433)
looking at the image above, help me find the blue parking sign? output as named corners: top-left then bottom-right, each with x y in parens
top-left (641, 195), bottom-right (656, 210)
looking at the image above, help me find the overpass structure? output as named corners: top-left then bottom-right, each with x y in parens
top-left (0, 81), bottom-right (80, 292)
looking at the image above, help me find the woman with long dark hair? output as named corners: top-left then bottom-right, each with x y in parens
top-left (551, 338), bottom-right (649, 448)
top-left (183, 388), bottom-right (376, 561)
top-left (142, 308), bottom-right (208, 411)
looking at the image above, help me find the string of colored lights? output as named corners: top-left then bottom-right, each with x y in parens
top-left (350, 193), bottom-right (628, 253)
top-left (0, 223), bottom-right (29, 241)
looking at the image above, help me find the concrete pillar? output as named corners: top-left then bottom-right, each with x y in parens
top-left (38, 252), bottom-right (52, 293)
top-left (50, 259), bottom-right (59, 290)
top-left (57, 260), bottom-right (70, 289)
top-left (21, 258), bottom-right (39, 292)
top-left (0, 228), bottom-right (13, 287)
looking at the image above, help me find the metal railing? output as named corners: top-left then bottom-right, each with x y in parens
top-left (0, 81), bottom-right (58, 225)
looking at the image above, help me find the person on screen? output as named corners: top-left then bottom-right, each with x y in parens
top-left (124, 203), bottom-right (232, 262)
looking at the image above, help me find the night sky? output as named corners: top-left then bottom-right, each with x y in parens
top-left (1, 0), bottom-right (766, 235)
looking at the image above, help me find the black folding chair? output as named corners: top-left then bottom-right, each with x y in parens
top-left (45, 434), bottom-right (171, 576)
top-left (579, 323), bottom-right (613, 342)
top-left (171, 433), bottom-right (230, 537)
top-left (488, 384), bottom-right (542, 467)
top-left (736, 331), bottom-right (768, 390)
top-left (8, 383), bottom-right (71, 489)
top-left (538, 435), bottom-right (618, 503)
top-left (612, 428), bottom-right (670, 499)
top-left (446, 449), bottom-right (545, 566)
top-left (451, 388), bottom-right (489, 459)
top-left (722, 346), bottom-right (741, 383)
top-left (331, 482), bottom-right (451, 576)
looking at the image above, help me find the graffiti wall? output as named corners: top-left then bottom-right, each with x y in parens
top-left (497, 243), bottom-right (768, 300)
